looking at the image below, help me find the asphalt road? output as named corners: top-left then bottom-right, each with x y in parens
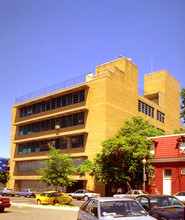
top-left (1, 196), bottom-right (84, 220)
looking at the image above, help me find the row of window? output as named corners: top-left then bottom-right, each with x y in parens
top-left (157, 110), bottom-right (165, 123)
top-left (19, 112), bottom-right (84, 136)
top-left (138, 100), bottom-right (154, 118)
top-left (18, 135), bottom-right (84, 154)
top-left (18, 158), bottom-right (84, 172)
top-left (138, 100), bottom-right (165, 123)
top-left (19, 90), bottom-right (85, 118)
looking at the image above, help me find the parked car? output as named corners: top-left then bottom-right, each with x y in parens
top-left (35, 191), bottom-right (73, 205)
top-left (77, 197), bottom-right (156, 219)
top-left (68, 189), bottom-right (100, 201)
top-left (136, 194), bottom-right (185, 219)
top-left (17, 189), bottom-right (37, 198)
top-left (0, 197), bottom-right (11, 212)
top-left (113, 190), bottom-right (149, 199)
top-left (0, 188), bottom-right (17, 197)
top-left (174, 191), bottom-right (185, 204)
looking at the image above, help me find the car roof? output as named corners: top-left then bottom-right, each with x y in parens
top-left (137, 194), bottom-right (176, 198)
top-left (89, 197), bottom-right (135, 202)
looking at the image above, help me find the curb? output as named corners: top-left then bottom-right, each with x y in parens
top-left (11, 202), bottom-right (79, 211)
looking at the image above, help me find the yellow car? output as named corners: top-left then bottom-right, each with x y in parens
top-left (35, 191), bottom-right (73, 205)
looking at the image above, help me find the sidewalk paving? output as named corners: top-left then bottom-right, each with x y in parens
top-left (11, 202), bottom-right (79, 211)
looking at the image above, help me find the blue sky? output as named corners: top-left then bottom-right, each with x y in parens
top-left (0, 0), bottom-right (185, 158)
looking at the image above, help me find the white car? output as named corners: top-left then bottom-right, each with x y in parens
top-left (77, 197), bottom-right (156, 219)
top-left (174, 191), bottom-right (185, 204)
top-left (68, 189), bottom-right (100, 201)
top-left (113, 190), bottom-right (148, 199)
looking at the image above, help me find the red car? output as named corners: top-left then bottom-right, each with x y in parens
top-left (0, 197), bottom-right (11, 212)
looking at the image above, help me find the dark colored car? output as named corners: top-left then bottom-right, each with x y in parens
top-left (136, 194), bottom-right (185, 219)
top-left (0, 197), bottom-right (11, 212)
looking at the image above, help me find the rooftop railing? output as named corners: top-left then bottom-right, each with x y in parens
top-left (15, 74), bottom-right (87, 104)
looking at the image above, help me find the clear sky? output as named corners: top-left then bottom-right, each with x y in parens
top-left (0, 0), bottom-right (185, 158)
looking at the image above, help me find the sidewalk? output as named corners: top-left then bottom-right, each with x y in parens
top-left (11, 202), bottom-right (79, 211)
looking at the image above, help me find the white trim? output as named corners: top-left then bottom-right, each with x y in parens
top-left (148, 133), bottom-right (185, 139)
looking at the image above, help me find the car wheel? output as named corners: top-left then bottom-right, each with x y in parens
top-left (67, 199), bottom-right (72, 204)
top-left (37, 200), bottom-right (41, 205)
top-left (53, 199), bottom-right (58, 205)
top-left (0, 208), bottom-right (5, 213)
top-left (84, 195), bottom-right (89, 201)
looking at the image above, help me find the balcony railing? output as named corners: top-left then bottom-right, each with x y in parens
top-left (15, 74), bottom-right (87, 104)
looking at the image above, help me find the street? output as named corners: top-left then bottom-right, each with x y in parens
top-left (0, 196), bottom-right (84, 220)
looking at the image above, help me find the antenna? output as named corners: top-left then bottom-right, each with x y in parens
top-left (151, 55), bottom-right (153, 73)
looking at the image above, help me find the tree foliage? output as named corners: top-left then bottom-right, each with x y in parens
top-left (0, 171), bottom-right (10, 186)
top-left (37, 145), bottom-right (76, 191)
top-left (180, 88), bottom-right (185, 123)
top-left (91, 116), bottom-right (164, 187)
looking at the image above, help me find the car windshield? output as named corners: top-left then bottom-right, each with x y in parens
top-left (100, 201), bottom-right (147, 217)
top-left (150, 196), bottom-right (183, 209)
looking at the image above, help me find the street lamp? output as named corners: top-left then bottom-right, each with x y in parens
top-left (142, 158), bottom-right (147, 191)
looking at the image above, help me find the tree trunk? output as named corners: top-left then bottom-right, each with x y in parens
top-left (54, 185), bottom-right (58, 204)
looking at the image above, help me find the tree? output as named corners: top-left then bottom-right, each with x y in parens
top-left (37, 144), bottom-right (76, 203)
top-left (180, 88), bottom-right (185, 123)
top-left (0, 171), bottom-right (10, 186)
top-left (91, 116), bottom-right (164, 189)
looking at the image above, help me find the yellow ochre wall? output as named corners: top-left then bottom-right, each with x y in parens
top-left (8, 57), bottom-right (184, 195)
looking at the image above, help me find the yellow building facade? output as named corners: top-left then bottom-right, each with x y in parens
top-left (8, 57), bottom-right (184, 195)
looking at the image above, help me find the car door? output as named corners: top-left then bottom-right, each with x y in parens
top-left (74, 189), bottom-right (84, 199)
top-left (136, 196), bottom-right (151, 213)
top-left (79, 200), bottom-right (98, 220)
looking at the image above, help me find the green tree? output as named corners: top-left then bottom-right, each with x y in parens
top-left (37, 145), bottom-right (76, 203)
top-left (0, 171), bottom-right (10, 186)
top-left (180, 88), bottom-right (185, 123)
top-left (91, 116), bottom-right (164, 188)
top-left (173, 129), bottom-right (185, 134)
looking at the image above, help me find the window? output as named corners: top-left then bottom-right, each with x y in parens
top-left (138, 100), bottom-right (154, 118)
top-left (20, 108), bottom-right (24, 117)
top-left (51, 98), bottom-right (56, 110)
top-left (19, 90), bottom-right (85, 118)
top-left (56, 97), bottom-right (61, 108)
top-left (73, 114), bottom-right (78, 126)
top-left (73, 92), bottom-right (79, 104)
top-left (180, 143), bottom-right (185, 154)
top-left (164, 169), bottom-right (172, 177)
top-left (62, 95), bottom-right (66, 106)
top-left (19, 127), bottom-right (24, 136)
top-left (18, 135), bottom-right (84, 154)
top-left (67, 93), bottom-right (72, 105)
top-left (41, 101), bottom-right (46, 112)
top-left (67, 115), bottom-right (72, 127)
top-left (157, 110), bottom-right (165, 123)
top-left (71, 135), bottom-right (84, 148)
top-left (181, 168), bottom-right (185, 174)
top-left (150, 143), bottom-right (155, 155)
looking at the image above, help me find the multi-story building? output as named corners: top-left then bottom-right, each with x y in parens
top-left (8, 57), bottom-right (184, 195)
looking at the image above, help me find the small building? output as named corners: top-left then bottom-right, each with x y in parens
top-left (146, 134), bottom-right (185, 195)
top-left (0, 157), bottom-right (9, 172)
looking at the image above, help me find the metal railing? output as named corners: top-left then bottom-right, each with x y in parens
top-left (15, 74), bottom-right (87, 104)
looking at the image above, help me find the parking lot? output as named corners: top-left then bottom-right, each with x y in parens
top-left (1, 196), bottom-right (84, 220)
